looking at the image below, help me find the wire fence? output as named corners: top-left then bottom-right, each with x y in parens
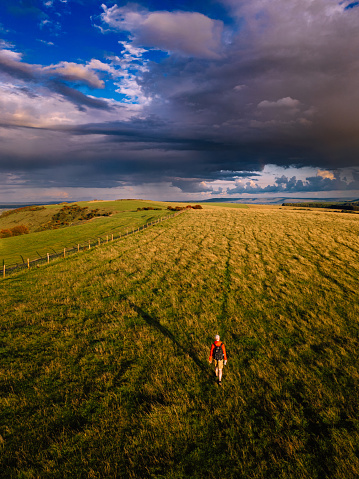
top-left (2, 210), bottom-right (184, 279)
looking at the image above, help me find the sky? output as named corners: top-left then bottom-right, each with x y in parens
top-left (0, 0), bottom-right (359, 203)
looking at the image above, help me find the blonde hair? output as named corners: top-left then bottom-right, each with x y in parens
top-left (215, 335), bottom-right (220, 341)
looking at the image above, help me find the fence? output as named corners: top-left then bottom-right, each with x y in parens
top-left (2, 210), bottom-right (184, 279)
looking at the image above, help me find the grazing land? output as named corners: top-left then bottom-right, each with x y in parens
top-left (1, 205), bottom-right (359, 478)
top-left (0, 200), bottom-right (175, 265)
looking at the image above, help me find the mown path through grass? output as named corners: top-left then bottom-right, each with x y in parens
top-left (1, 206), bottom-right (359, 478)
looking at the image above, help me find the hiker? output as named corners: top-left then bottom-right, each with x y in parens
top-left (209, 335), bottom-right (227, 385)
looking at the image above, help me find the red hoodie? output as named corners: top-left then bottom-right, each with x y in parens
top-left (209, 341), bottom-right (227, 361)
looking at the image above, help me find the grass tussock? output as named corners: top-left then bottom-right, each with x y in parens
top-left (0, 206), bottom-right (359, 478)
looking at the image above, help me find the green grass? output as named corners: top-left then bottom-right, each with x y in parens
top-left (0, 200), bottom-right (179, 265)
top-left (1, 206), bottom-right (359, 478)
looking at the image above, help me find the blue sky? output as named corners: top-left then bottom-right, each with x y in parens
top-left (0, 0), bottom-right (359, 202)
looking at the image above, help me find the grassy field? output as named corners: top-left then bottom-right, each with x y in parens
top-left (1, 205), bottom-right (359, 478)
top-left (0, 200), bottom-right (178, 265)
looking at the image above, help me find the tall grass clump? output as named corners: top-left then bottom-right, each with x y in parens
top-left (0, 206), bottom-right (358, 478)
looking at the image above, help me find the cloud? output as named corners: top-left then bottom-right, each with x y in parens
top-left (101, 4), bottom-right (223, 58)
top-left (131, 0), bottom-right (359, 170)
top-left (0, 47), bottom-right (117, 93)
top-left (47, 81), bottom-right (110, 111)
top-left (44, 61), bottom-right (105, 89)
top-left (37, 39), bottom-right (55, 46)
top-left (0, 48), bottom-right (37, 81)
top-left (107, 42), bottom-right (152, 104)
top-left (1, 1), bottom-right (359, 199)
top-left (0, 47), bottom-right (115, 111)
top-left (171, 178), bottom-right (214, 193)
top-left (227, 171), bottom-right (359, 195)
top-left (233, 84), bottom-right (246, 91)
top-left (258, 97), bottom-right (300, 109)
top-left (317, 169), bottom-right (335, 180)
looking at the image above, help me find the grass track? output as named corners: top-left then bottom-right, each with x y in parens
top-left (1, 206), bottom-right (359, 478)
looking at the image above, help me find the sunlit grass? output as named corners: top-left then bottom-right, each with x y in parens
top-left (0, 200), bottom-right (176, 264)
top-left (1, 206), bottom-right (358, 478)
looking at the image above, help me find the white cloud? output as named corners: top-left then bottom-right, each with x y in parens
top-left (37, 39), bottom-right (55, 46)
top-left (0, 48), bottom-right (23, 63)
top-left (258, 97), bottom-right (300, 109)
top-left (87, 59), bottom-right (118, 77)
top-left (0, 82), bottom-right (82, 127)
top-left (107, 42), bottom-right (151, 104)
top-left (0, 78), bottom-right (140, 130)
top-left (101, 4), bottom-right (223, 59)
top-left (43, 61), bottom-right (105, 88)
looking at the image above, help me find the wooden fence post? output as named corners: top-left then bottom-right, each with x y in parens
top-left (98, 238), bottom-right (100, 246)
top-left (3, 264), bottom-right (5, 279)
top-left (47, 253), bottom-right (50, 263)
top-left (64, 248), bottom-right (66, 258)
top-left (77, 244), bottom-right (80, 252)
top-left (88, 240), bottom-right (91, 250)
top-left (106, 235), bottom-right (108, 243)
top-left (27, 258), bottom-right (30, 269)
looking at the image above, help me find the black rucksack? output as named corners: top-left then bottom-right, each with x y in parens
top-left (213, 342), bottom-right (224, 360)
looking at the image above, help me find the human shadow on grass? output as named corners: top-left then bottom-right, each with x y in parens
top-left (118, 294), bottom-right (212, 379)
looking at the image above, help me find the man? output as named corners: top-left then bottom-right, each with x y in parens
top-left (209, 335), bottom-right (227, 385)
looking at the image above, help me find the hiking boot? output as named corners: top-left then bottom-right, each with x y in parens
top-left (218, 380), bottom-right (222, 386)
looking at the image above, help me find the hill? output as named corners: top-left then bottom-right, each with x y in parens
top-left (0, 199), bottom-right (179, 265)
top-left (0, 199), bottom-right (171, 233)
top-left (282, 201), bottom-right (359, 211)
top-left (200, 196), bottom-right (359, 205)
top-left (1, 205), bottom-right (359, 478)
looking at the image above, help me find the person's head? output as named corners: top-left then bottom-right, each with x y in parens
top-left (215, 334), bottom-right (220, 341)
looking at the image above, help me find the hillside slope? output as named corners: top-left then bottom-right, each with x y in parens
top-left (0, 200), bottom-right (175, 264)
top-left (1, 206), bottom-right (359, 478)
top-left (0, 199), bottom-right (171, 233)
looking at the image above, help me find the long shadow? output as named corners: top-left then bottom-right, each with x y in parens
top-left (118, 293), bottom-right (212, 378)
top-left (219, 234), bottom-right (233, 338)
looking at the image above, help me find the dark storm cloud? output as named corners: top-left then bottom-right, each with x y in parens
top-left (133, 0), bottom-right (359, 173)
top-left (48, 82), bottom-right (112, 112)
top-left (0, 116), bottom-right (266, 192)
top-left (50, 118), bottom-right (311, 187)
top-left (170, 178), bottom-right (214, 193)
top-left (0, 110), bottom-right (338, 194)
